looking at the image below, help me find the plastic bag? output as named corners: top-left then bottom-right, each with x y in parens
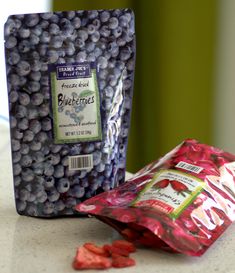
top-left (4, 9), bottom-right (135, 217)
top-left (77, 139), bottom-right (235, 256)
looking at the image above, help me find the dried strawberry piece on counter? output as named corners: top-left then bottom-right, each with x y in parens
top-left (121, 228), bottom-right (141, 240)
top-left (83, 242), bottom-right (110, 257)
top-left (73, 240), bottom-right (137, 270)
top-left (103, 244), bottom-right (130, 257)
top-left (112, 255), bottom-right (136, 268)
top-left (73, 246), bottom-right (112, 270)
top-left (112, 239), bottom-right (136, 253)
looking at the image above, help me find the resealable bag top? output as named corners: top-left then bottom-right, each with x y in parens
top-left (4, 9), bottom-right (136, 217)
top-left (77, 139), bottom-right (235, 256)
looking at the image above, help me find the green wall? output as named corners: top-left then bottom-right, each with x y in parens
top-left (53, 0), bottom-right (217, 172)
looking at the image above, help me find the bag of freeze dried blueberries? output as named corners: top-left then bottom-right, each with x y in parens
top-left (4, 9), bottom-right (136, 217)
top-left (77, 139), bottom-right (235, 256)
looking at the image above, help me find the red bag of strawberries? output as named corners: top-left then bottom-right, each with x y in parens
top-left (76, 139), bottom-right (235, 256)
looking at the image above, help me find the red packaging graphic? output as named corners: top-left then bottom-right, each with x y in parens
top-left (72, 240), bottom-right (136, 270)
top-left (76, 139), bottom-right (235, 256)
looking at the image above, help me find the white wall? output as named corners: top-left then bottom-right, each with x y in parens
top-left (214, 0), bottom-right (235, 153)
top-left (0, 0), bottom-right (50, 121)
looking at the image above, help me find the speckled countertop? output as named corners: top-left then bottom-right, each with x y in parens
top-left (0, 122), bottom-right (235, 273)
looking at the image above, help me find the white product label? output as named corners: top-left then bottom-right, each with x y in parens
top-left (132, 170), bottom-right (205, 218)
top-left (68, 154), bottom-right (93, 170)
top-left (49, 62), bottom-right (102, 144)
top-left (176, 161), bottom-right (203, 174)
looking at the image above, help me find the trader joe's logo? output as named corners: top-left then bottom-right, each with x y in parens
top-left (56, 63), bottom-right (91, 79)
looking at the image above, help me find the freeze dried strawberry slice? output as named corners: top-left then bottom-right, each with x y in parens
top-left (103, 244), bottom-right (130, 257)
top-left (73, 246), bottom-right (112, 270)
top-left (121, 228), bottom-right (141, 241)
top-left (83, 242), bottom-right (110, 257)
top-left (112, 240), bottom-right (136, 253)
top-left (112, 255), bottom-right (136, 268)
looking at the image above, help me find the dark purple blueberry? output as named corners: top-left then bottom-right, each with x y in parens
top-left (13, 163), bottom-right (21, 175)
top-left (49, 14), bottom-right (60, 24)
top-left (39, 20), bottom-right (50, 30)
top-left (10, 116), bottom-right (17, 128)
top-left (46, 49), bottom-right (59, 63)
top-left (7, 51), bottom-right (20, 65)
top-left (87, 24), bottom-right (96, 34)
top-left (54, 200), bottom-right (65, 211)
top-left (27, 108), bottom-right (39, 120)
top-left (16, 200), bottom-right (27, 212)
top-left (92, 18), bottom-right (101, 29)
top-left (100, 25), bottom-right (110, 38)
top-left (50, 35), bottom-right (63, 48)
top-left (47, 188), bottom-right (60, 202)
top-left (77, 29), bottom-right (88, 41)
top-left (108, 17), bottom-right (119, 29)
top-left (18, 118), bottom-right (29, 130)
top-left (23, 130), bottom-right (34, 142)
top-left (14, 129), bottom-right (24, 140)
top-left (87, 53), bottom-right (95, 62)
top-left (29, 140), bottom-right (42, 151)
top-left (112, 26), bottom-right (122, 38)
top-left (31, 92), bottom-right (44, 105)
top-left (5, 35), bottom-right (17, 49)
top-left (29, 71), bottom-right (41, 81)
top-left (90, 31), bottom-right (100, 43)
top-left (16, 60), bottom-right (31, 76)
top-left (49, 23), bottom-right (60, 35)
top-left (76, 51), bottom-right (86, 62)
top-left (14, 176), bottom-right (21, 186)
top-left (54, 164), bottom-right (64, 178)
top-left (25, 14), bottom-right (40, 27)
top-left (9, 90), bottom-right (19, 103)
top-left (39, 12), bottom-right (53, 20)
top-left (38, 44), bottom-right (47, 56)
top-left (100, 10), bottom-right (110, 23)
top-left (97, 56), bottom-right (108, 69)
top-left (30, 60), bottom-right (42, 72)
top-left (21, 168), bottom-right (34, 182)
top-left (71, 185), bottom-right (85, 198)
top-left (4, 19), bottom-right (18, 36)
top-left (19, 92), bottom-right (30, 106)
top-left (13, 151), bottom-right (22, 163)
top-left (31, 25), bottom-right (42, 36)
top-left (43, 202), bottom-right (55, 214)
top-left (92, 150), bottom-right (102, 166)
top-left (20, 143), bottom-right (29, 155)
top-left (20, 155), bottom-right (32, 167)
top-left (32, 151), bottom-right (44, 163)
top-left (85, 41), bottom-right (95, 53)
top-left (56, 178), bottom-right (70, 193)
top-left (18, 40), bottom-right (31, 53)
top-left (37, 191), bottom-right (48, 203)
top-left (44, 163), bottom-right (54, 176)
top-left (18, 27), bottom-right (30, 38)
top-left (72, 17), bottom-right (81, 29)
top-left (41, 117), bottom-right (52, 131)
